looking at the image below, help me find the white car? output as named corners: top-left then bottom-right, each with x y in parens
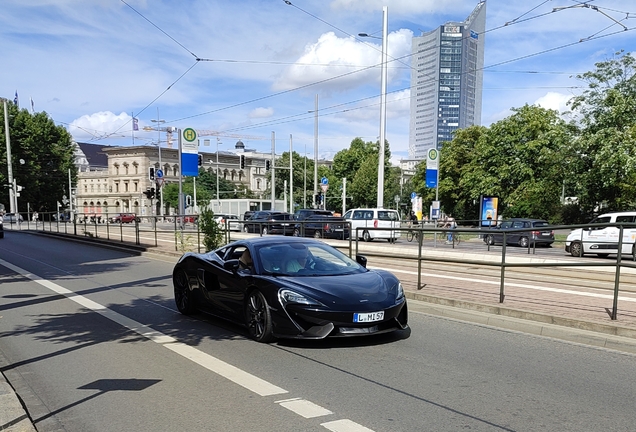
top-left (214, 213), bottom-right (240, 231)
top-left (343, 208), bottom-right (401, 242)
top-left (565, 211), bottom-right (636, 258)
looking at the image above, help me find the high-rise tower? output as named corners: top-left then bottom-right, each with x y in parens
top-left (409, 1), bottom-right (486, 159)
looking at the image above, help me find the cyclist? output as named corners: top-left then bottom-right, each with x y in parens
top-left (444, 215), bottom-right (457, 244)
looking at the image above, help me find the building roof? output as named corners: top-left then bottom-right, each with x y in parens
top-left (75, 142), bottom-right (115, 170)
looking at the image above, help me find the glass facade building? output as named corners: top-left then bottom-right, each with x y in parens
top-left (409, 1), bottom-right (486, 159)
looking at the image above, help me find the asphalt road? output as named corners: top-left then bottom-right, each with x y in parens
top-left (2, 233), bottom-right (636, 431)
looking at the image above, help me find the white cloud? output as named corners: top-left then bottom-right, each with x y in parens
top-left (249, 107), bottom-right (274, 119)
top-left (534, 92), bottom-right (571, 114)
top-left (69, 111), bottom-right (134, 142)
top-left (272, 29), bottom-right (412, 93)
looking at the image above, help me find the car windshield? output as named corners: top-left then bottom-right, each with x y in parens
top-left (256, 242), bottom-right (365, 276)
top-left (532, 221), bottom-right (549, 228)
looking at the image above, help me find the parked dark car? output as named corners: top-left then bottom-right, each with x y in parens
top-left (293, 214), bottom-right (349, 239)
top-left (243, 211), bottom-right (294, 235)
top-left (0, 217), bottom-right (4, 239)
top-left (483, 218), bottom-right (554, 247)
top-left (172, 236), bottom-right (408, 342)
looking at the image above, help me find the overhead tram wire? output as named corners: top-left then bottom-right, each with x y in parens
top-left (119, 0), bottom-right (636, 140)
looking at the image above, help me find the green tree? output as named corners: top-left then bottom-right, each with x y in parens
top-left (0, 101), bottom-right (77, 213)
top-left (270, 151), bottom-right (314, 209)
top-left (569, 51), bottom-right (636, 214)
top-left (330, 137), bottom-right (394, 209)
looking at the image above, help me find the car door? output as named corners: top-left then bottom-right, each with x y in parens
top-left (492, 220), bottom-right (511, 244)
top-left (508, 220), bottom-right (525, 245)
top-left (581, 216), bottom-right (612, 254)
top-left (615, 215), bottom-right (636, 254)
top-left (200, 245), bottom-right (251, 319)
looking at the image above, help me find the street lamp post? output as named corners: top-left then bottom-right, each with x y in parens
top-left (216, 138), bottom-right (222, 210)
top-left (313, 95), bottom-right (318, 208)
top-left (151, 111), bottom-right (165, 218)
top-left (359, 5), bottom-right (388, 209)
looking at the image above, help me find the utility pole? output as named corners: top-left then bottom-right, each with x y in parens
top-left (4, 100), bottom-right (16, 213)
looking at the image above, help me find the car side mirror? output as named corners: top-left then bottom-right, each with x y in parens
top-left (224, 259), bottom-right (240, 272)
top-left (356, 255), bottom-right (367, 268)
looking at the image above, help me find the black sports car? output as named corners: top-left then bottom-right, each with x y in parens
top-left (173, 236), bottom-right (408, 343)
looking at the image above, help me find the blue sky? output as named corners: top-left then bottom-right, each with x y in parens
top-left (2, 0), bottom-right (635, 164)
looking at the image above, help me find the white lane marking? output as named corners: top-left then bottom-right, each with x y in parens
top-left (322, 419), bottom-right (375, 432)
top-left (0, 258), bottom-right (287, 397)
top-left (370, 265), bottom-right (636, 302)
top-left (275, 398), bottom-right (333, 418)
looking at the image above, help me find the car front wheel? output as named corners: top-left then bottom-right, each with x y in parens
top-left (173, 269), bottom-right (195, 315)
top-left (245, 290), bottom-right (274, 343)
top-left (293, 228), bottom-right (301, 237)
top-left (243, 225), bottom-right (249, 233)
top-left (570, 241), bottom-right (584, 257)
top-left (485, 234), bottom-right (495, 245)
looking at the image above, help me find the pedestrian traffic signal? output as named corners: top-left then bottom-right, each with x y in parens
top-left (265, 160), bottom-right (270, 171)
top-left (240, 155), bottom-right (245, 169)
top-left (149, 167), bottom-right (155, 180)
top-left (198, 154), bottom-right (203, 166)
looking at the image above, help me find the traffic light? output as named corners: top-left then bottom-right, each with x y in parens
top-left (240, 155), bottom-right (245, 169)
top-left (150, 188), bottom-right (155, 199)
top-left (149, 167), bottom-right (155, 181)
top-left (265, 160), bottom-right (270, 171)
top-left (198, 154), bottom-right (203, 166)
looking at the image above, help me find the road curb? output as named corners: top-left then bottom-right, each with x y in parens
top-left (0, 372), bottom-right (37, 432)
top-left (406, 292), bottom-right (636, 354)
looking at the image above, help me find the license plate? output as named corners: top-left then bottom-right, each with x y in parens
top-left (353, 311), bottom-right (384, 323)
top-left (541, 231), bottom-right (551, 235)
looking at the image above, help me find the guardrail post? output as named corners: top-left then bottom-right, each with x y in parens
top-left (417, 226), bottom-right (425, 290)
top-left (499, 232), bottom-right (507, 303)
top-left (612, 226), bottom-right (624, 320)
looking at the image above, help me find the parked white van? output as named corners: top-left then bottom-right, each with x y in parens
top-left (343, 208), bottom-right (400, 242)
top-left (565, 211), bottom-right (636, 257)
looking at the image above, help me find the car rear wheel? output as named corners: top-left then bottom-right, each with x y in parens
top-left (243, 225), bottom-right (249, 233)
top-left (173, 269), bottom-right (195, 315)
top-left (362, 230), bottom-right (372, 242)
top-left (262, 227), bottom-right (268, 235)
top-left (519, 236), bottom-right (529, 248)
top-left (313, 231), bottom-right (322, 238)
top-left (245, 290), bottom-right (274, 343)
top-left (570, 241), bottom-right (584, 257)
top-left (485, 234), bottom-right (495, 245)
top-left (293, 228), bottom-right (301, 237)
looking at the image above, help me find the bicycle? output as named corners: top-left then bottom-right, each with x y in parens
top-left (406, 229), bottom-right (420, 242)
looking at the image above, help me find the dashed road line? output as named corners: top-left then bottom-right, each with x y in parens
top-left (0, 258), bottom-right (375, 431)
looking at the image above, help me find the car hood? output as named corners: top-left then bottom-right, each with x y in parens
top-left (276, 271), bottom-right (400, 310)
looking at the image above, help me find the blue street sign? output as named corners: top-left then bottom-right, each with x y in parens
top-left (410, 192), bottom-right (416, 200)
top-left (156, 169), bottom-right (164, 179)
top-left (321, 177), bottom-right (328, 185)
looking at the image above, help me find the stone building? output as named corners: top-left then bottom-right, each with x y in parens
top-left (74, 141), bottom-right (272, 219)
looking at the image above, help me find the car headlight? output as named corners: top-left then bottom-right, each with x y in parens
top-left (396, 282), bottom-right (404, 302)
top-left (279, 289), bottom-right (324, 307)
